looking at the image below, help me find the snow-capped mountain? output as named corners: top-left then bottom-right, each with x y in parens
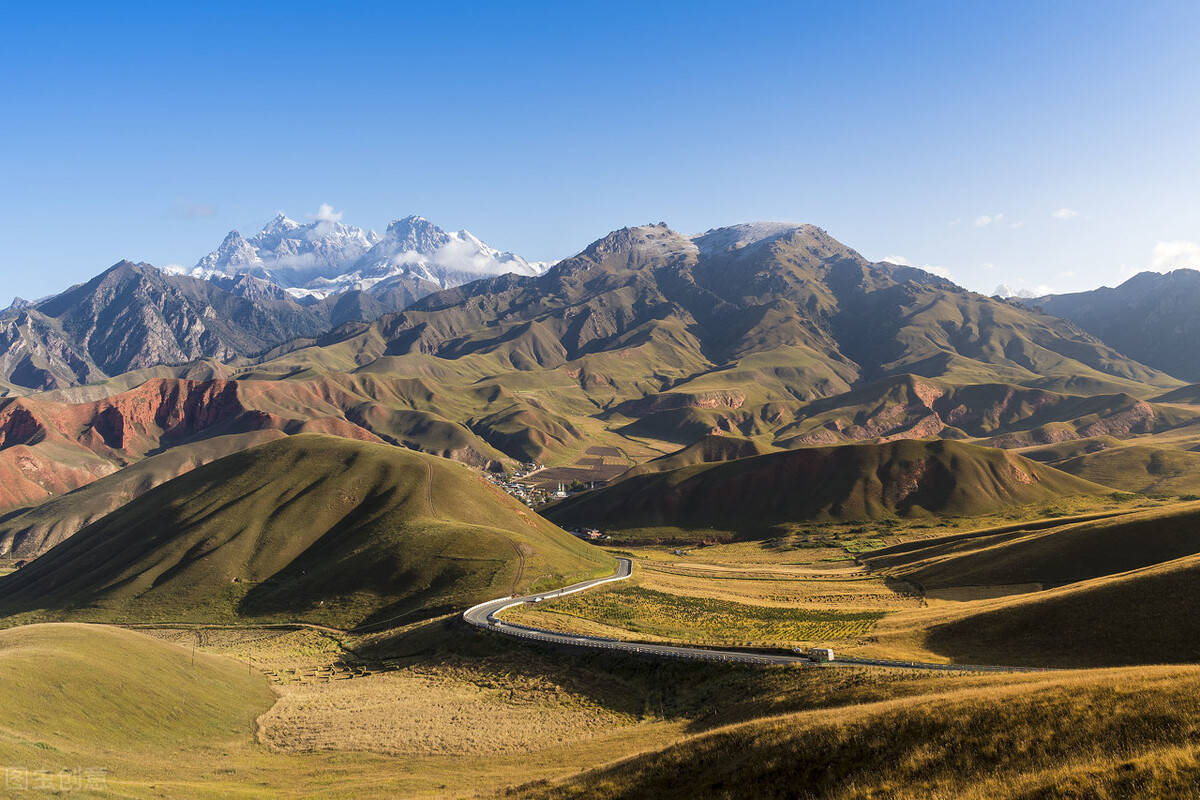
top-left (341, 215), bottom-right (547, 292)
top-left (190, 212), bottom-right (380, 287)
top-left (182, 212), bottom-right (548, 299)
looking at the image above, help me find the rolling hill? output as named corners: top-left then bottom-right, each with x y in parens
top-left (858, 502), bottom-right (1200, 667)
top-left (546, 439), bottom-right (1111, 535)
top-left (521, 664), bottom-right (1200, 799)
top-left (0, 373), bottom-right (518, 516)
top-left (862, 501), bottom-right (1200, 591)
top-left (0, 435), bottom-right (612, 628)
top-left (921, 553), bottom-right (1200, 667)
top-left (0, 624), bottom-right (274, 772)
top-left (0, 430), bottom-right (286, 559)
top-left (1052, 445), bottom-right (1200, 496)
top-left (614, 434), bottom-right (778, 480)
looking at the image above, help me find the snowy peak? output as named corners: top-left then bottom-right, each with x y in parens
top-left (691, 222), bottom-right (819, 256)
top-left (352, 216), bottom-right (546, 290)
top-left (197, 230), bottom-right (263, 271)
top-left (195, 213), bottom-right (378, 282)
top-left (381, 215), bottom-right (452, 253)
top-left (261, 212), bottom-right (302, 237)
top-left (186, 210), bottom-right (546, 298)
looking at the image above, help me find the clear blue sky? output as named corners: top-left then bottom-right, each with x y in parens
top-left (2, 0), bottom-right (1198, 303)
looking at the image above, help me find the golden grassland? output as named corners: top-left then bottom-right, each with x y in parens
top-left (636, 565), bottom-right (923, 611)
top-left (519, 665), bottom-right (1200, 800)
top-left (8, 494), bottom-right (1200, 797)
top-left (7, 618), bottom-right (1073, 799)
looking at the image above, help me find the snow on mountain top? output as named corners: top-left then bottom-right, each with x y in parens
top-left (183, 209), bottom-right (547, 298)
top-left (691, 222), bottom-right (814, 255)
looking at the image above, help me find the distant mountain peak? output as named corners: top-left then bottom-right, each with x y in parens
top-left (691, 221), bottom-right (814, 255)
top-left (197, 230), bottom-right (263, 272)
top-left (381, 215), bottom-right (452, 253)
top-left (187, 211), bottom-right (545, 295)
top-left (261, 212), bottom-right (301, 236)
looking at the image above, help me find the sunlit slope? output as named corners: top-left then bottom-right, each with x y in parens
top-left (1053, 444), bottom-right (1200, 496)
top-left (0, 430), bottom-right (287, 559)
top-left (0, 435), bottom-right (612, 628)
top-left (615, 434), bottom-right (777, 480)
top-left (859, 502), bottom-right (1200, 666)
top-left (0, 623), bottom-right (273, 769)
top-left (522, 666), bottom-right (1200, 799)
top-left (864, 501), bottom-right (1200, 590)
top-left (920, 553), bottom-right (1200, 667)
top-left (547, 439), bottom-right (1111, 533)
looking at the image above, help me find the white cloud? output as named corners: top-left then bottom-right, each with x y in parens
top-left (882, 254), bottom-right (912, 266)
top-left (1151, 240), bottom-right (1200, 272)
top-left (312, 203), bottom-right (343, 223)
top-left (974, 213), bottom-right (1005, 227)
top-left (923, 265), bottom-right (952, 279)
top-left (1059, 270), bottom-right (1076, 278)
top-left (1052, 207), bottom-right (1080, 219)
top-left (994, 280), bottom-right (1054, 298)
top-left (1009, 220), bottom-right (1025, 229)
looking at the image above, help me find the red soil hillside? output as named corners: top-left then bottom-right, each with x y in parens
top-left (0, 375), bottom-right (512, 514)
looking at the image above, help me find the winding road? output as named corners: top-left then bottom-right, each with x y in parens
top-left (463, 557), bottom-right (1050, 672)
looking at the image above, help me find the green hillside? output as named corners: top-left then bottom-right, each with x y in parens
top-left (0, 435), bottom-right (612, 628)
top-left (0, 430), bottom-right (287, 559)
top-left (923, 553), bottom-right (1200, 667)
top-left (522, 665), bottom-right (1200, 799)
top-left (864, 502), bottom-right (1200, 591)
top-left (615, 434), bottom-right (777, 480)
top-left (1053, 444), bottom-right (1200, 496)
top-left (547, 439), bottom-right (1111, 535)
top-left (0, 623), bottom-right (274, 771)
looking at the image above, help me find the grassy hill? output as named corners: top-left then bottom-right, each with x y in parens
top-left (921, 553), bottom-right (1200, 667)
top-left (0, 623), bottom-right (274, 774)
top-left (615, 434), bottom-right (777, 480)
top-left (547, 439), bottom-right (1111, 536)
top-left (0, 435), bottom-right (612, 628)
top-left (0, 430), bottom-right (286, 559)
top-left (856, 502), bottom-right (1200, 667)
top-left (1053, 444), bottom-right (1200, 496)
top-left (863, 501), bottom-right (1200, 591)
top-left (520, 665), bottom-right (1200, 799)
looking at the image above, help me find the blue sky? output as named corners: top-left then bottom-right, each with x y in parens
top-left (2, 0), bottom-right (1198, 303)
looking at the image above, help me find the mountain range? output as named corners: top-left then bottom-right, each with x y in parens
top-left (0, 214), bottom-right (547, 392)
top-left (5, 218), bottom-right (1200, 545)
top-left (180, 212), bottom-right (547, 297)
top-left (1022, 269), bottom-right (1200, 381)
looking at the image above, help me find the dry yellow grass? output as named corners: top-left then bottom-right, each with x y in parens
top-left (506, 584), bottom-right (884, 648)
top-left (521, 665), bottom-right (1200, 800)
top-left (638, 564), bottom-right (922, 611)
top-left (258, 662), bottom-right (635, 757)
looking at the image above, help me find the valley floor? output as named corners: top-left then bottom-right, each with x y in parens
top-left (6, 496), bottom-right (1200, 798)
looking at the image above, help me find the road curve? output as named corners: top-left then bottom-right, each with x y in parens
top-left (463, 557), bottom-right (1051, 672)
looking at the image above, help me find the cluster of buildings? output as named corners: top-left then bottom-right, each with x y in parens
top-left (567, 528), bottom-right (606, 541)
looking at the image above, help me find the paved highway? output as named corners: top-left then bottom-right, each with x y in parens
top-left (463, 557), bottom-right (1050, 672)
